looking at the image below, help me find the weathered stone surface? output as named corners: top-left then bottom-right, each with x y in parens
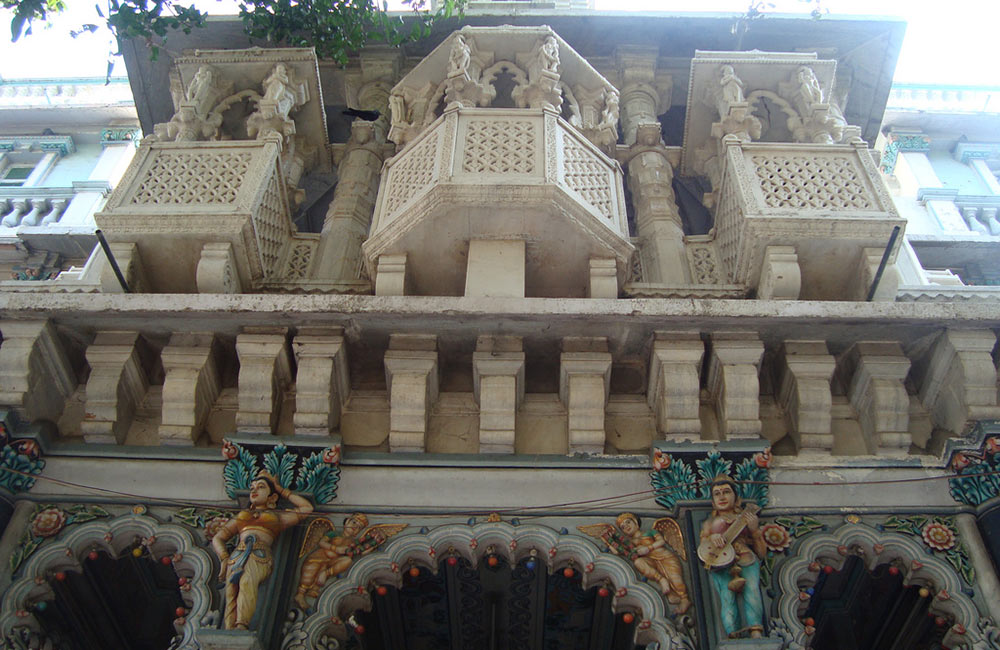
top-left (0, 320), bottom-right (76, 424)
top-left (473, 335), bottom-right (524, 454)
top-left (159, 332), bottom-right (222, 445)
top-left (918, 329), bottom-right (1000, 434)
top-left (559, 337), bottom-right (612, 454)
top-left (235, 327), bottom-right (292, 435)
top-left (777, 340), bottom-right (834, 450)
top-left (82, 331), bottom-right (152, 444)
top-left (707, 332), bottom-right (764, 439)
top-left (384, 334), bottom-right (439, 452)
top-left (292, 327), bottom-right (350, 436)
top-left (845, 341), bottom-right (911, 450)
top-left (647, 331), bottom-right (704, 439)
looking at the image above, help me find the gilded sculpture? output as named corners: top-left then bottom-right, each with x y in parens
top-left (293, 513), bottom-right (407, 609)
top-left (211, 470), bottom-right (314, 630)
top-left (579, 513), bottom-right (691, 614)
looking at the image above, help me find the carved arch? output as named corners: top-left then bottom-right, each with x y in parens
top-left (0, 514), bottom-right (215, 650)
top-left (481, 60), bottom-right (528, 109)
top-left (558, 81), bottom-right (582, 127)
top-left (746, 90), bottom-right (802, 142)
top-left (776, 524), bottom-right (984, 648)
top-left (297, 521), bottom-right (694, 649)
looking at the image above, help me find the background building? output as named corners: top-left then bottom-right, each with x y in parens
top-left (0, 8), bottom-right (997, 650)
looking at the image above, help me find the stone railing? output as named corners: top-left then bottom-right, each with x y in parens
top-left (94, 139), bottom-right (294, 293)
top-left (714, 138), bottom-right (903, 300)
top-left (886, 84), bottom-right (1000, 114)
top-left (0, 189), bottom-right (74, 228)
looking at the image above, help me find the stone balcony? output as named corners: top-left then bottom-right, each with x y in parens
top-left (94, 139), bottom-right (295, 293)
top-left (714, 137), bottom-right (905, 300)
top-left (364, 107), bottom-right (633, 297)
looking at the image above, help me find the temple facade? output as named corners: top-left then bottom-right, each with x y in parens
top-left (0, 9), bottom-right (998, 650)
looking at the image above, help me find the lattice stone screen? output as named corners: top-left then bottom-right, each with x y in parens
top-left (95, 140), bottom-right (294, 292)
top-left (714, 139), bottom-right (902, 297)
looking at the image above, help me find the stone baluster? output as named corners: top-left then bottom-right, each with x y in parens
top-left (918, 329), bottom-right (1000, 435)
top-left (159, 333), bottom-right (223, 445)
top-left (473, 336), bottom-right (525, 454)
top-left (81, 331), bottom-right (151, 445)
top-left (293, 327), bottom-right (351, 436)
top-left (18, 199), bottom-right (45, 226)
top-left (962, 207), bottom-right (990, 234)
top-left (845, 342), bottom-right (911, 451)
top-left (40, 198), bottom-right (68, 225)
top-left (981, 207), bottom-right (1000, 235)
top-left (0, 320), bottom-right (76, 424)
top-left (560, 337), bottom-right (612, 454)
top-left (706, 333), bottom-right (764, 439)
top-left (313, 121), bottom-right (386, 284)
top-left (647, 331), bottom-right (704, 440)
top-left (626, 149), bottom-right (690, 285)
top-left (384, 334), bottom-right (439, 453)
top-left (235, 327), bottom-right (293, 435)
top-left (777, 341), bottom-right (835, 451)
top-left (1, 200), bottom-right (28, 227)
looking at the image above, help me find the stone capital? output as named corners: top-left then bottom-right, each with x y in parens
top-left (647, 331), bottom-right (704, 439)
top-left (293, 327), bottom-right (350, 436)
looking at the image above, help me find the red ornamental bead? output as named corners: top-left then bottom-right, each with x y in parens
top-left (804, 617), bottom-right (815, 627)
top-left (563, 567), bottom-right (574, 578)
top-left (376, 586), bottom-right (388, 597)
top-left (175, 607), bottom-right (185, 618)
top-left (598, 587), bottom-right (610, 598)
top-left (408, 566), bottom-right (420, 578)
top-left (936, 617), bottom-right (947, 627)
top-left (487, 556), bottom-right (499, 567)
top-left (87, 551), bottom-right (99, 561)
top-left (161, 556), bottom-right (172, 565)
top-left (178, 577), bottom-right (187, 586)
top-left (888, 566), bottom-right (900, 576)
top-left (54, 572), bottom-right (66, 582)
top-left (355, 625), bottom-right (365, 635)
top-left (447, 557), bottom-right (458, 567)
top-left (622, 613), bottom-right (634, 624)
top-left (823, 565), bottom-right (835, 574)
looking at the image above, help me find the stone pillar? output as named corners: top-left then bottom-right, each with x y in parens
top-left (918, 329), bottom-right (999, 435)
top-left (159, 333), bottom-right (222, 445)
top-left (0, 320), bottom-right (76, 424)
top-left (313, 121), bottom-right (386, 283)
top-left (626, 150), bottom-right (689, 285)
top-left (384, 334), bottom-right (438, 453)
top-left (647, 331), bottom-right (704, 440)
top-left (845, 342), bottom-right (911, 450)
top-left (235, 327), bottom-right (293, 435)
top-left (560, 337), bottom-right (612, 454)
top-left (81, 331), bottom-right (150, 445)
top-left (777, 341), bottom-right (835, 451)
top-left (757, 246), bottom-right (801, 300)
top-left (614, 46), bottom-right (666, 147)
top-left (293, 327), bottom-right (350, 436)
top-left (472, 336), bottom-right (524, 454)
top-left (707, 333), bottom-right (764, 439)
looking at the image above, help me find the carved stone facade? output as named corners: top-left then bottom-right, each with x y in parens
top-left (2, 11), bottom-right (1000, 650)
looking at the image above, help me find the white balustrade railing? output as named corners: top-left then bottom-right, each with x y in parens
top-left (0, 189), bottom-right (75, 228)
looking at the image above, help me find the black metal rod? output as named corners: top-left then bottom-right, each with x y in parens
top-left (866, 225), bottom-right (901, 302)
top-left (94, 229), bottom-right (131, 293)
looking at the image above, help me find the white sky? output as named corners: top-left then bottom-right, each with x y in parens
top-left (0, 0), bottom-right (997, 85)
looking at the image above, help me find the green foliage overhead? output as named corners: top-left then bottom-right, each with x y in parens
top-left (4, 0), bottom-right (463, 62)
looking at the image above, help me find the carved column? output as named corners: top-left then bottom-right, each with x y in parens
top-left (293, 327), bottom-right (350, 436)
top-left (235, 327), bottom-right (293, 435)
top-left (707, 333), bottom-right (764, 439)
top-left (918, 329), bottom-right (1000, 434)
top-left (0, 320), bottom-right (76, 424)
top-left (384, 334), bottom-right (439, 453)
top-left (159, 333), bottom-right (222, 445)
top-left (473, 336), bottom-right (524, 454)
top-left (647, 331), bottom-right (704, 440)
top-left (313, 121), bottom-right (386, 284)
top-left (777, 341), bottom-right (835, 451)
top-left (560, 337), bottom-right (612, 454)
top-left (845, 342), bottom-right (911, 451)
top-left (614, 47), bottom-right (669, 147)
top-left (81, 331), bottom-right (151, 445)
top-left (626, 149), bottom-right (690, 285)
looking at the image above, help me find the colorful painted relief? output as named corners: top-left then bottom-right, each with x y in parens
top-left (578, 514), bottom-right (691, 614)
top-left (9, 503), bottom-right (111, 573)
top-left (221, 438), bottom-right (341, 503)
top-left (757, 515), bottom-right (826, 586)
top-left (211, 470), bottom-right (314, 630)
top-left (294, 514), bottom-right (407, 609)
top-left (947, 435), bottom-right (1000, 506)
top-left (880, 514), bottom-right (976, 585)
top-left (0, 421), bottom-right (44, 495)
top-left (649, 447), bottom-right (771, 510)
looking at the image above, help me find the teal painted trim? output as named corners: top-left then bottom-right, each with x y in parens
top-left (100, 127), bottom-right (141, 148)
top-left (880, 132), bottom-right (931, 174)
top-left (0, 135), bottom-right (76, 157)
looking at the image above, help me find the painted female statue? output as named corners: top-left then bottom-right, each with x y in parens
top-left (698, 475), bottom-right (766, 639)
top-left (212, 470), bottom-right (314, 630)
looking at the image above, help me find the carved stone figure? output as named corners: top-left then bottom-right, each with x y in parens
top-left (187, 65), bottom-right (217, 106)
top-left (796, 66), bottom-right (824, 107)
top-left (599, 87), bottom-right (620, 131)
top-left (262, 63), bottom-right (297, 119)
top-left (539, 36), bottom-right (560, 74)
top-left (293, 513), bottom-right (407, 608)
top-left (698, 475), bottom-right (766, 639)
top-left (448, 34), bottom-right (472, 78)
top-left (211, 470), bottom-right (314, 630)
top-left (579, 513), bottom-right (691, 614)
top-left (719, 65), bottom-right (745, 107)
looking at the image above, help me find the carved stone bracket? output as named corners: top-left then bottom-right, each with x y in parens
top-left (292, 328), bottom-right (350, 436)
top-left (472, 336), bottom-right (525, 454)
top-left (384, 334), bottom-right (439, 453)
top-left (81, 331), bottom-right (153, 445)
top-left (0, 320), bottom-right (75, 426)
top-left (559, 337), bottom-right (612, 454)
top-left (844, 342), bottom-right (912, 451)
top-left (647, 331), bottom-right (704, 440)
top-left (159, 333), bottom-right (223, 446)
top-left (235, 327), bottom-right (293, 435)
top-left (777, 341), bottom-right (835, 451)
top-left (918, 329), bottom-right (1000, 435)
top-left (707, 333), bottom-right (764, 439)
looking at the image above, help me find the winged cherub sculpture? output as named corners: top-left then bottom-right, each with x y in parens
top-left (293, 513), bottom-right (407, 609)
top-left (579, 513), bottom-right (691, 614)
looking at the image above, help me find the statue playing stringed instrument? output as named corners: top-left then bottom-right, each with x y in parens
top-left (698, 475), bottom-right (766, 639)
top-left (579, 513), bottom-right (691, 614)
top-left (293, 513), bottom-right (406, 609)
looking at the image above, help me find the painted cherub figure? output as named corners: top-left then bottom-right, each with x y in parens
top-left (293, 513), bottom-right (406, 609)
top-left (579, 513), bottom-right (691, 614)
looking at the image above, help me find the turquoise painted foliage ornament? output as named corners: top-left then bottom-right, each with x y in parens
top-left (650, 448), bottom-right (771, 510)
top-left (947, 436), bottom-right (1000, 506)
top-left (221, 439), bottom-right (341, 503)
top-left (0, 422), bottom-right (44, 494)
